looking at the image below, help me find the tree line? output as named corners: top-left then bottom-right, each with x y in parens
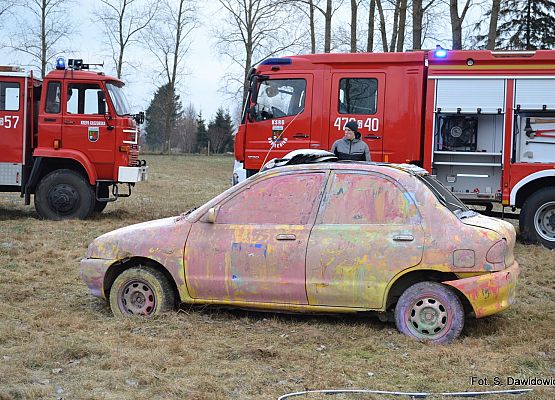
top-left (1, 1), bottom-right (554, 154)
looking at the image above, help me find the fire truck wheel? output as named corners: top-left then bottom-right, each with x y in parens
top-left (519, 188), bottom-right (555, 249)
top-left (394, 281), bottom-right (464, 344)
top-left (109, 265), bottom-right (176, 317)
top-left (34, 169), bottom-right (95, 220)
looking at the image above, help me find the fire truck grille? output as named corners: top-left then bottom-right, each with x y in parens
top-left (129, 145), bottom-right (140, 166)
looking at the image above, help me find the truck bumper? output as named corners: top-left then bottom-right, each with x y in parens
top-left (443, 262), bottom-right (519, 318)
top-left (118, 165), bottom-right (148, 183)
top-left (80, 258), bottom-right (115, 299)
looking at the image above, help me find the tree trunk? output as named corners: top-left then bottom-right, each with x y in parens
top-left (389, 0), bottom-right (400, 52)
top-left (324, 0), bottom-right (332, 53)
top-left (412, 0), bottom-right (423, 50)
top-left (367, 0), bottom-right (375, 52)
top-left (396, 0), bottom-right (407, 52)
top-left (450, 0), bottom-right (472, 50)
top-left (350, 0), bottom-right (357, 52)
top-left (486, 0), bottom-right (501, 50)
top-left (526, 0), bottom-right (531, 50)
top-left (40, 0), bottom-right (47, 77)
top-left (376, 0), bottom-right (388, 52)
top-left (309, 0), bottom-right (316, 53)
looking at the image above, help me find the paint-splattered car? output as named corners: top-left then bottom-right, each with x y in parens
top-left (80, 162), bottom-right (519, 343)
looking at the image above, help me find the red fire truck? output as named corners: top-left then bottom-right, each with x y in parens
top-left (234, 49), bottom-right (555, 248)
top-left (0, 59), bottom-right (147, 220)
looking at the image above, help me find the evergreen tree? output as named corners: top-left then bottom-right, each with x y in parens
top-left (207, 108), bottom-right (234, 154)
top-left (496, 0), bottom-right (555, 50)
top-left (195, 113), bottom-right (208, 153)
top-left (145, 84), bottom-right (182, 152)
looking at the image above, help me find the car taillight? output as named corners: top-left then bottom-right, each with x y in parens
top-left (486, 239), bottom-right (507, 264)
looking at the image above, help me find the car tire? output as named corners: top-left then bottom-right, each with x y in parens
top-left (34, 169), bottom-right (95, 220)
top-left (109, 265), bottom-right (176, 317)
top-left (519, 188), bottom-right (555, 249)
top-left (395, 281), bottom-right (464, 344)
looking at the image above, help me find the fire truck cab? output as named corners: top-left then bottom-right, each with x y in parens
top-left (235, 49), bottom-right (555, 249)
top-left (0, 59), bottom-right (147, 220)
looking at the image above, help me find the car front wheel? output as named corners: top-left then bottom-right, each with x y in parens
top-left (109, 265), bottom-right (176, 317)
top-left (394, 281), bottom-right (464, 344)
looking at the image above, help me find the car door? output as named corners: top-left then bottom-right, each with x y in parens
top-left (306, 170), bottom-right (424, 309)
top-left (184, 171), bottom-right (328, 304)
top-left (329, 73), bottom-right (385, 160)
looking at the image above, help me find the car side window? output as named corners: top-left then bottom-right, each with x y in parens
top-left (318, 172), bottom-right (419, 225)
top-left (216, 173), bottom-right (326, 225)
top-left (339, 78), bottom-right (378, 115)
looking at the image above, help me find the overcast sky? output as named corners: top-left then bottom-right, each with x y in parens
top-left (0, 1), bottom-right (233, 120)
top-left (0, 1), bottom-right (481, 122)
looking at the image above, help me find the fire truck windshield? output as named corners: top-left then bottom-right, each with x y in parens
top-left (106, 82), bottom-right (132, 116)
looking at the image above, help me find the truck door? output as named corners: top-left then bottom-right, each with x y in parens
top-left (329, 73), bottom-right (385, 161)
top-left (245, 75), bottom-right (312, 170)
top-left (62, 81), bottom-right (114, 173)
top-left (0, 78), bottom-right (24, 164)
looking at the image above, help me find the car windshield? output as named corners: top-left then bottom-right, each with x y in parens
top-left (418, 175), bottom-right (475, 219)
top-left (106, 82), bottom-right (131, 116)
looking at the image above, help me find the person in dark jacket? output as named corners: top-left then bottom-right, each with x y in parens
top-left (331, 120), bottom-right (371, 161)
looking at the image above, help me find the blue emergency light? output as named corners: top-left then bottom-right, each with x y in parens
top-left (56, 57), bottom-right (66, 70)
top-left (435, 46), bottom-right (448, 58)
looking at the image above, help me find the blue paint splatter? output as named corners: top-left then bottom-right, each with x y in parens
top-left (232, 274), bottom-right (238, 280)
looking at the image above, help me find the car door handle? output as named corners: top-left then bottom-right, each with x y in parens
top-left (276, 234), bottom-right (296, 240)
top-left (44, 118), bottom-right (57, 122)
top-left (64, 120), bottom-right (75, 124)
top-left (364, 135), bottom-right (381, 140)
top-left (293, 133), bottom-right (309, 139)
top-left (393, 234), bottom-right (414, 242)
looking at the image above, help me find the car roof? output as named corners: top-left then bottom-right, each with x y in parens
top-left (262, 160), bottom-right (429, 177)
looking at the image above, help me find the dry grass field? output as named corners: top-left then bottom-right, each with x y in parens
top-left (0, 154), bottom-right (553, 400)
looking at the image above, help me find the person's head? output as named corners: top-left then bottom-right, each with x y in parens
top-left (344, 120), bottom-right (359, 140)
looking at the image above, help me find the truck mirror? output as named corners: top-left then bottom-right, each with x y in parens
top-left (250, 76), bottom-right (259, 104)
top-left (98, 91), bottom-right (106, 115)
top-left (133, 111), bottom-right (145, 125)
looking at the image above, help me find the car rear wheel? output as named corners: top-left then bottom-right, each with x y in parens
top-left (109, 266), bottom-right (176, 317)
top-left (395, 281), bottom-right (464, 344)
top-left (519, 188), bottom-right (555, 249)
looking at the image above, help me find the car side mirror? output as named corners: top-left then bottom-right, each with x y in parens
top-left (207, 206), bottom-right (219, 223)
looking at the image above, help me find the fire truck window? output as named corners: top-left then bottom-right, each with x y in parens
top-left (339, 78), bottom-right (378, 115)
top-left (0, 82), bottom-right (20, 111)
top-left (45, 82), bottom-right (61, 114)
top-left (254, 79), bottom-right (306, 121)
top-left (66, 83), bottom-right (105, 115)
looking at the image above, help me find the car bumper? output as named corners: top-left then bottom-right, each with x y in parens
top-left (80, 258), bottom-right (115, 299)
top-left (443, 262), bottom-right (519, 318)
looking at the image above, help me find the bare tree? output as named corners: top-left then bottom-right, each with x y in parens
top-left (175, 103), bottom-right (197, 153)
top-left (395, 0), bottom-right (407, 51)
top-left (350, 0), bottom-right (358, 52)
top-left (367, 0), bottom-right (376, 52)
top-left (6, 0), bottom-right (73, 77)
top-left (376, 0), bottom-right (388, 51)
top-left (95, 0), bottom-right (158, 79)
top-left (449, 0), bottom-right (473, 49)
top-left (0, 0), bottom-right (15, 25)
top-left (216, 0), bottom-right (304, 104)
top-left (146, 0), bottom-right (197, 89)
top-left (144, 0), bottom-right (197, 155)
top-left (486, 0), bottom-right (500, 50)
top-left (412, 0), bottom-right (438, 49)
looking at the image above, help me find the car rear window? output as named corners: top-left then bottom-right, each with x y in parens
top-left (418, 175), bottom-right (470, 215)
